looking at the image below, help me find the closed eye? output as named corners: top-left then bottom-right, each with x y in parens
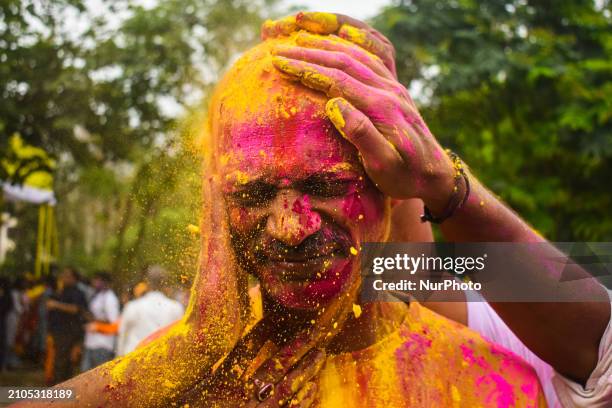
top-left (229, 182), bottom-right (277, 207)
top-left (297, 175), bottom-right (354, 198)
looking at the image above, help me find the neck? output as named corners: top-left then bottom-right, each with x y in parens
top-left (262, 292), bottom-right (409, 354)
top-left (327, 299), bottom-right (409, 354)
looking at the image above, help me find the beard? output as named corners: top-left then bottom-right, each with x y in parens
top-left (231, 220), bottom-right (356, 309)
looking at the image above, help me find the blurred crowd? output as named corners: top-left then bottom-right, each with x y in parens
top-left (0, 265), bottom-right (186, 385)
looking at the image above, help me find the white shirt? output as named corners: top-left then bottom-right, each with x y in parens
top-left (117, 291), bottom-right (184, 356)
top-left (84, 289), bottom-right (120, 351)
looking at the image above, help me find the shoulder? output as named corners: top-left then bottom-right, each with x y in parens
top-left (404, 302), bottom-right (536, 369)
top-left (397, 302), bottom-right (545, 405)
top-left (105, 290), bottom-right (119, 303)
top-left (160, 295), bottom-right (184, 315)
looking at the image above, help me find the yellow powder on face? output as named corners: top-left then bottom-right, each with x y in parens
top-left (352, 303), bottom-right (362, 318)
top-left (225, 170), bottom-right (250, 185)
top-left (220, 153), bottom-right (231, 165)
top-left (349, 246), bottom-right (358, 255)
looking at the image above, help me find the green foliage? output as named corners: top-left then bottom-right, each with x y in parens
top-left (373, 0), bottom-right (612, 240)
top-left (1, 0), bottom-right (281, 280)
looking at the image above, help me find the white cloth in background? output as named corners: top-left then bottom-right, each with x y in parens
top-left (84, 289), bottom-right (120, 351)
top-left (2, 182), bottom-right (56, 205)
top-left (117, 291), bottom-right (184, 356)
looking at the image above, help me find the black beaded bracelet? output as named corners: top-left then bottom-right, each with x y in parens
top-left (420, 151), bottom-right (470, 224)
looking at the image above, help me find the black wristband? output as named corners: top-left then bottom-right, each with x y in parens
top-left (420, 151), bottom-right (470, 224)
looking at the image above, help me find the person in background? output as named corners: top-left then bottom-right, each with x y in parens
top-left (46, 267), bottom-right (87, 384)
top-left (5, 277), bottom-right (26, 369)
top-left (117, 265), bottom-right (184, 356)
top-left (81, 271), bottom-right (119, 372)
top-left (75, 272), bottom-right (95, 303)
top-left (132, 281), bottom-right (148, 299)
top-left (35, 274), bottom-right (56, 362)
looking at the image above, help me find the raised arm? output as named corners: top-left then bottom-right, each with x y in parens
top-left (267, 11), bottom-right (610, 384)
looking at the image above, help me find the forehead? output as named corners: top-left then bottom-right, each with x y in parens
top-left (218, 105), bottom-right (362, 182)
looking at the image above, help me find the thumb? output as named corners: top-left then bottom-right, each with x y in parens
top-left (325, 97), bottom-right (401, 174)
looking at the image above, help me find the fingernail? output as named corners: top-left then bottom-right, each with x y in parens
top-left (271, 44), bottom-right (292, 55)
top-left (338, 24), bottom-right (369, 46)
top-left (271, 55), bottom-right (292, 70)
top-left (262, 16), bottom-right (297, 39)
top-left (296, 11), bottom-right (339, 33)
top-left (325, 98), bottom-right (347, 137)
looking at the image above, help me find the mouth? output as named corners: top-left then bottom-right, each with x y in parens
top-left (268, 255), bottom-right (342, 282)
top-left (242, 225), bottom-right (354, 286)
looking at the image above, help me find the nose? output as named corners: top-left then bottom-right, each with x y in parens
top-left (265, 190), bottom-right (322, 246)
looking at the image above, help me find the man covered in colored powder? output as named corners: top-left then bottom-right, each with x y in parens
top-left (19, 12), bottom-right (612, 408)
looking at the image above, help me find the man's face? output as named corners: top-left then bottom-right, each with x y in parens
top-left (218, 101), bottom-right (389, 310)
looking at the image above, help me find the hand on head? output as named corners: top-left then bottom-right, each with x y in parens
top-left (265, 12), bottom-right (456, 214)
top-left (262, 11), bottom-right (397, 78)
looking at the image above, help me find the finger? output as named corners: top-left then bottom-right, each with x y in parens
top-left (294, 11), bottom-right (341, 34)
top-left (258, 349), bottom-right (325, 407)
top-left (337, 24), bottom-right (396, 77)
top-left (261, 16), bottom-right (298, 39)
top-left (273, 45), bottom-right (396, 91)
top-left (325, 97), bottom-right (404, 179)
top-left (295, 32), bottom-right (394, 80)
top-left (271, 56), bottom-right (381, 113)
top-left (273, 55), bottom-right (414, 119)
top-left (295, 12), bottom-right (397, 77)
top-left (295, 11), bottom-right (386, 40)
top-left (262, 12), bottom-right (362, 38)
top-left (287, 382), bottom-right (317, 407)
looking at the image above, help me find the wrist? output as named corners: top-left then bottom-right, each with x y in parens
top-left (420, 150), bottom-right (470, 223)
top-left (420, 154), bottom-right (456, 214)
